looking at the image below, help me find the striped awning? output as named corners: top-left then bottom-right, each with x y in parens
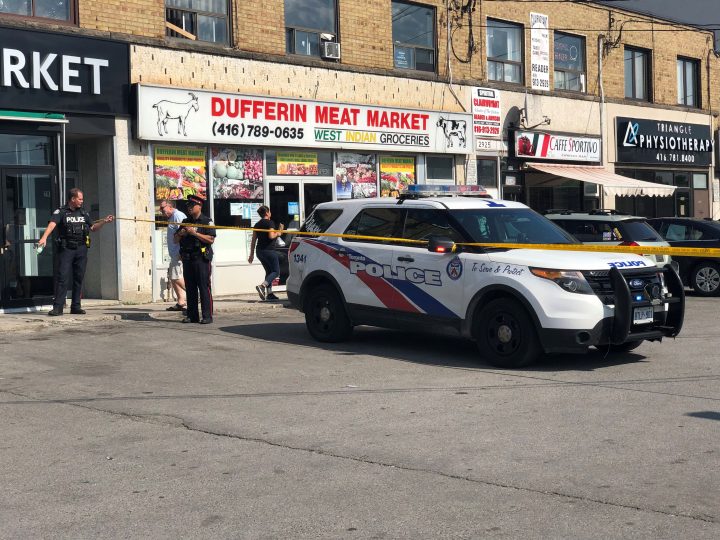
top-left (527, 163), bottom-right (677, 197)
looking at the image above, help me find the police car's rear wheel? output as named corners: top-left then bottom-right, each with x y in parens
top-left (304, 285), bottom-right (353, 342)
top-left (475, 299), bottom-right (540, 368)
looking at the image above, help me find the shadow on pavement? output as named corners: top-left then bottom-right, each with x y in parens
top-left (685, 411), bottom-right (720, 421)
top-left (218, 322), bottom-right (646, 372)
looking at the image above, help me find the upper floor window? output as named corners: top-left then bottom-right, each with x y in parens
top-left (554, 32), bottom-right (585, 92)
top-left (624, 47), bottom-right (650, 101)
top-left (677, 57), bottom-right (700, 107)
top-left (166, 0), bottom-right (229, 44)
top-left (392, 1), bottom-right (435, 72)
top-left (0, 0), bottom-right (73, 21)
top-left (487, 19), bottom-right (523, 84)
top-left (285, 0), bottom-right (337, 57)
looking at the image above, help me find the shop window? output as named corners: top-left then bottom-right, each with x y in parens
top-left (380, 155), bottom-right (415, 196)
top-left (0, 0), bottom-right (74, 22)
top-left (211, 147), bottom-right (263, 226)
top-left (336, 153), bottom-right (378, 199)
top-left (677, 58), bottom-right (700, 107)
top-left (0, 134), bottom-right (54, 166)
top-left (624, 47), bottom-right (651, 101)
top-left (153, 146), bottom-right (208, 221)
top-left (266, 150), bottom-right (332, 176)
top-left (554, 32), bottom-right (585, 92)
top-left (477, 158), bottom-right (497, 187)
top-left (692, 173), bottom-right (708, 189)
top-left (392, 1), bottom-right (435, 72)
top-left (487, 19), bottom-right (523, 84)
top-left (426, 156), bottom-right (454, 184)
top-left (285, 0), bottom-right (337, 57)
top-left (166, 0), bottom-right (229, 45)
top-left (344, 208), bottom-right (404, 243)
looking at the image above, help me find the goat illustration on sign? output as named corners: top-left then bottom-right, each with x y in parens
top-left (153, 92), bottom-right (199, 136)
top-left (436, 118), bottom-right (467, 149)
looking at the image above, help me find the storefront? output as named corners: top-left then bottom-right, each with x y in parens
top-left (0, 27), bottom-right (129, 311)
top-left (135, 85), bottom-right (472, 297)
top-left (613, 117), bottom-right (714, 218)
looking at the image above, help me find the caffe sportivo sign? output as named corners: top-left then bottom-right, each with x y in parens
top-left (137, 85), bottom-right (473, 154)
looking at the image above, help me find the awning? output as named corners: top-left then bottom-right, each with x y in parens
top-left (0, 110), bottom-right (68, 124)
top-left (526, 163), bottom-right (677, 197)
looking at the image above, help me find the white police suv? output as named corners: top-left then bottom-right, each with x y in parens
top-left (286, 190), bottom-right (684, 368)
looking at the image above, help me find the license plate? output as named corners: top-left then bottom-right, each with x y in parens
top-left (633, 306), bottom-right (654, 325)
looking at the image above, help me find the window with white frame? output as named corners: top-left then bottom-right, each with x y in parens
top-left (285, 0), bottom-right (337, 57)
top-left (165, 0), bottom-right (229, 44)
top-left (624, 46), bottom-right (650, 101)
top-left (487, 19), bottom-right (523, 84)
top-left (677, 57), bottom-right (700, 107)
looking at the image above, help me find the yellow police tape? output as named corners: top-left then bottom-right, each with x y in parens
top-left (115, 216), bottom-right (720, 258)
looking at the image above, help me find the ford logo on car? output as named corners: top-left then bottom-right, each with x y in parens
top-left (629, 279), bottom-right (645, 288)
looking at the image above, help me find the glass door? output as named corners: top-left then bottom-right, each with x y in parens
top-left (1, 170), bottom-right (56, 308)
top-left (268, 181), bottom-right (301, 230)
top-left (303, 182), bottom-right (333, 219)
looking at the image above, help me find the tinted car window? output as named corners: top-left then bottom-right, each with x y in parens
top-left (344, 207), bottom-right (404, 243)
top-left (618, 220), bottom-right (664, 242)
top-left (402, 209), bottom-right (463, 244)
top-left (301, 209), bottom-right (343, 233)
top-left (454, 209), bottom-right (576, 244)
top-left (554, 220), bottom-right (620, 242)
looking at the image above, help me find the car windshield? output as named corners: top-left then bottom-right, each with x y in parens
top-left (452, 209), bottom-right (578, 245)
top-left (620, 220), bottom-right (664, 242)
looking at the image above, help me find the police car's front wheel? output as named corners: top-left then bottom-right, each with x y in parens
top-left (475, 299), bottom-right (541, 368)
top-left (304, 285), bottom-right (353, 343)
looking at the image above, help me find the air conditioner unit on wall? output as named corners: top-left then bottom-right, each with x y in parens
top-left (321, 41), bottom-right (341, 60)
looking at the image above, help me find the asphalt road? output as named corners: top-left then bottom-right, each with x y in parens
top-left (1, 297), bottom-right (718, 539)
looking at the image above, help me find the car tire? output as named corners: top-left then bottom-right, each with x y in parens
top-left (304, 284), bottom-right (353, 343)
top-left (690, 262), bottom-right (720, 297)
top-left (608, 340), bottom-right (643, 353)
top-left (474, 298), bottom-right (541, 368)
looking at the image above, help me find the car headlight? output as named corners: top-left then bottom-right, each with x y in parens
top-left (530, 268), bottom-right (594, 295)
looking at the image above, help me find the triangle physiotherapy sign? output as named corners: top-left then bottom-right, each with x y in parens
top-left (616, 117), bottom-right (712, 166)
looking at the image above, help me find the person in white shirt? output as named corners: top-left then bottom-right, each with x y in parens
top-left (160, 200), bottom-right (187, 312)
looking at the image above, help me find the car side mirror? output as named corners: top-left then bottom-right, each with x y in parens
top-left (427, 236), bottom-right (455, 254)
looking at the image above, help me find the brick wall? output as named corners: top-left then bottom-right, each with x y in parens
top-left (79, 0), bottom-right (164, 38)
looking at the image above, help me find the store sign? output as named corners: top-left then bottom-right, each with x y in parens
top-left (471, 87), bottom-right (501, 138)
top-left (617, 117), bottom-right (712, 166)
top-left (0, 26), bottom-right (129, 115)
top-left (136, 85), bottom-right (473, 154)
top-left (513, 131), bottom-right (601, 162)
top-left (530, 13), bottom-right (550, 91)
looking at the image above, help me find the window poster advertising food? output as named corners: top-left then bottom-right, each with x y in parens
top-left (276, 152), bottom-right (319, 175)
top-left (380, 156), bottom-right (415, 197)
top-left (212, 147), bottom-right (264, 200)
top-left (154, 146), bottom-right (207, 202)
top-left (335, 153), bottom-right (378, 199)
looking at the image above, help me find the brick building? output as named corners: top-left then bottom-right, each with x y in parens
top-left (0, 0), bottom-right (717, 309)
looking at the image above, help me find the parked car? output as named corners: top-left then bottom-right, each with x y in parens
top-left (648, 217), bottom-right (720, 296)
top-left (544, 210), bottom-right (673, 270)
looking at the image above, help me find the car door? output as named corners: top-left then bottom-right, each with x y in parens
top-left (337, 206), bottom-right (404, 311)
top-left (391, 207), bottom-right (471, 320)
top-left (659, 220), bottom-right (718, 280)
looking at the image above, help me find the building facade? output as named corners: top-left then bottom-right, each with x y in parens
top-left (1, 0), bottom-right (718, 308)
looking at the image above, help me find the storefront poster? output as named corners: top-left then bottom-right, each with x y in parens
top-left (211, 147), bottom-right (263, 200)
top-left (514, 131), bottom-right (601, 162)
top-left (335, 153), bottom-right (378, 199)
top-left (277, 152), bottom-right (319, 175)
top-left (530, 13), bottom-right (550, 91)
top-left (137, 85), bottom-right (473, 154)
top-left (380, 156), bottom-right (415, 197)
top-left (616, 118), bottom-right (712, 166)
top-left (154, 146), bottom-right (207, 201)
top-left (471, 87), bottom-right (501, 138)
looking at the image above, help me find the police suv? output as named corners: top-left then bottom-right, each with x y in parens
top-left (286, 190), bottom-right (684, 368)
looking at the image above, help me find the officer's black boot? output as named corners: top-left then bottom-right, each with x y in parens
top-left (48, 309), bottom-right (62, 316)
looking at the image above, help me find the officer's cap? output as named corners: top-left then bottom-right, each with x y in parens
top-left (186, 195), bottom-right (204, 207)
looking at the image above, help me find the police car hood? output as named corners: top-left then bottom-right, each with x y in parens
top-left (487, 249), bottom-right (657, 271)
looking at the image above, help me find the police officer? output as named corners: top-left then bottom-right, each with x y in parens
top-left (37, 188), bottom-right (114, 316)
top-left (175, 195), bottom-right (216, 324)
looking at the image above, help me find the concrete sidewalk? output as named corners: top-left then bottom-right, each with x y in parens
top-left (0, 293), bottom-right (290, 334)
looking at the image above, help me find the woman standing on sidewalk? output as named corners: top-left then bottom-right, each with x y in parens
top-left (248, 205), bottom-right (284, 301)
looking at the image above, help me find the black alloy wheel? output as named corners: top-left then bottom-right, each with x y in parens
top-left (475, 298), bottom-right (541, 368)
top-left (304, 284), bottom-right (353, 342)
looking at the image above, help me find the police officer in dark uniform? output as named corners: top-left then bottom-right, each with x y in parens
top-left (37, 188), bottom-right (114, 316)
top-left (175, 195), bottom-right (216, 324)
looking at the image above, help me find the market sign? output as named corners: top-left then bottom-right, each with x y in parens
top-left (136, 85), bottom-right (473, 154)
top-left (0, 26), bottom-right (130, 116)
top-left (471, 87), bottom-right (501, 138)
top-left (513, 131), bottom-right (600, 162)
top-left (530, 13), bottom-right (550, 91)
top-left (617, 117), bottom-right (712, 166)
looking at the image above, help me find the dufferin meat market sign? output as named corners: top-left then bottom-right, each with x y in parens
top-left (136, 85), bottom-right (472, 154)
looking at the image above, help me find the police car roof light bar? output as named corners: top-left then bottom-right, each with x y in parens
top-left (400, 184), bottom-right (491, 199)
